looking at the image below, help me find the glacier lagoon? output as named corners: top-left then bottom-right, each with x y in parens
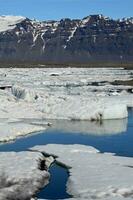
top-left (0, 108), bottom-right (133, 199)
top-left (0, 67), bottom-right (132, 199)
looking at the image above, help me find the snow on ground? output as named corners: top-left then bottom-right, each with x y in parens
top-left (0, 88), bottom-right (48, 142)
top-left (0, 16), bottom-right (26, 32)
top-left (40, 94), bottom-right (129, 120)
top-left (0, 67), bottom-right (132, 141)
top-left (0, 68), bottom-right (132, 93)
top-left (0, 151), bottom-right (51, 200)
top-left (32, 144), bottom-right (133, 200)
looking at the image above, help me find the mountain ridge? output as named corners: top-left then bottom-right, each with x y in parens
top-left (0, 14), bottom-right (133, 64)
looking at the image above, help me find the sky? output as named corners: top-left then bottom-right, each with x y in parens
top-left (0, 0), bottom-right (133, 21)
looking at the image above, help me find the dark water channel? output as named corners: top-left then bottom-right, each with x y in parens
top-left (37, 163), bottom-right (70, 199)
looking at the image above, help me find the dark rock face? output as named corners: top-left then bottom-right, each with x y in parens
top-left (0, 14), bottom-right (133, 63)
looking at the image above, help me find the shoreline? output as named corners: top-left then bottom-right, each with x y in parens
top-left (0, 62), bottom-right (133, 69)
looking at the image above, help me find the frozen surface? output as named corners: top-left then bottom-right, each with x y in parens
top-left (32, 144), bottom-right (133, 200)
top-left (0, 121), bottom-right (46, 142)
top-left (0, 68), bottom-right (132, 199)
top-left (0, 16), bottom-right (26, 32)
top-left (41, 95), bottom-right (129, 120)
top-left (0, 151), bottom-right (50, 200)
top-left (0, 68), bottom-right (132, 141)
top-left (0, 87), bottom-right (47, 142)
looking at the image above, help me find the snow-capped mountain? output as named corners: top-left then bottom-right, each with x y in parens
top-left (0, 14), bottom-right (133, 63)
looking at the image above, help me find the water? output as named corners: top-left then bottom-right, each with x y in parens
top-left (37, 163), bottom-right (70, 199)
top-left (0, 109), bottom-right (133, 157)
top-left (0, 109), bottom-right (133, 199)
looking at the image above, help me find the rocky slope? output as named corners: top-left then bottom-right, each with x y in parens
top-left (0, 14), bottom-right (133, 63)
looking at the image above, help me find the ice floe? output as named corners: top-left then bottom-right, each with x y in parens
top-left (41, 95), bottom-right (129, 120)
top-left (0, 151), bottom-right (51, 200)
top-left (0, 88), bottom-right (47, 142)
top-left (0, 121), bottom-right (46, 143)
top-left (32, 144), bottom-right (133, 200)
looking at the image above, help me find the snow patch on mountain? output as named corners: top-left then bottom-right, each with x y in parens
top-left (81, 16), bottom-right (91, 27)
top-left (0, 15), bottom-right (26, 32)
top-left (67, 27), bottom-right (77, 42)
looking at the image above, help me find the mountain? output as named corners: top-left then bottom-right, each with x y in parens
top-left (0, 14), bottom-right (133, 64)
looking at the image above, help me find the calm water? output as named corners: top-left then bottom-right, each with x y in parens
top-left (0, 109), bottom-right (133, 199)
top-left (0, 108), bottom-right (133, 157)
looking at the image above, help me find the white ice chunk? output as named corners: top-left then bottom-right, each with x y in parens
top-left (0, 151), bottom-right (50, 200)
top-left (32, 144), bottom-right (133, 200)
top-left (0, 122), bottom-right (46, 142)
top-left (41, 95), bottom-right (129, 120)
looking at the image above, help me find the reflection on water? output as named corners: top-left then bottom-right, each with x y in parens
top-left (49, 117), bottom-right (127, 136)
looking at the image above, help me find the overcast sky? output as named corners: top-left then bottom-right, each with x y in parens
top-left (0, 0), bottom-right (132, 20)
